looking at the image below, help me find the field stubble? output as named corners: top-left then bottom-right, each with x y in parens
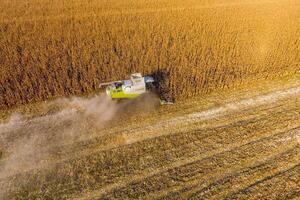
top-left (0, 76), bottom-right (299, 199)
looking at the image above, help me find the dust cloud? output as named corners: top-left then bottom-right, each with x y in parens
top-left (0, 95), bottom-right (117, 179)
top-left (0, 93), bottom-right (159, 182)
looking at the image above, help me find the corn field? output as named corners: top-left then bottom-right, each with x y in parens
top-left (0, 0), bottom-right (299, 109)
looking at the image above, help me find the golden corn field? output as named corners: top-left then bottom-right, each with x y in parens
top-left (1, 0), bottom-right (299, 109)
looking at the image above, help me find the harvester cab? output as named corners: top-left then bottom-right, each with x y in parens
top-left (99, 73), bottom-right (155, 99)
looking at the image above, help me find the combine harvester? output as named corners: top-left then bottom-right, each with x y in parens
top-left (99, 73), bottom-right (173, 104)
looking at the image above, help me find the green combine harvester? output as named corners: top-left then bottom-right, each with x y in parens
top-left (99, 73), bottom-right (173, 104)
top-left (99, 73), bottom-right (155, 99)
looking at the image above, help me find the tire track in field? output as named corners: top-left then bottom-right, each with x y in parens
top-left (73, 123), bottom-right (300, 200)
top-left (1, 83), bottom-right (300, 199)
top-left (156, 146), bottom-right (300, 200)
top-left (181, 146), bottom-right (300, 199)
top-left (42, 85), bottom-right (300, 151)
top-left (57, 100), bottom-right (294, 163)
top-left (62, 86), bottom-right (300, 163)
top-left (1, 98), bottom-right (299, 180)
top-left (3, 104), bottom-right (300, 199)
top-left (100, 131), bottom-right (300, 200)
top-left (0, 98), bottom-right (295, 183)
top-left (0, 87), bottom-right (297, 180)
top-left (96, 86), bottom-right (300, 152)
top-left (225, 163), bottom-right (300, 200)
top-left (57, 100), bottom-right (289, 153)
top-left (0, 83), bottom-right (293, 152)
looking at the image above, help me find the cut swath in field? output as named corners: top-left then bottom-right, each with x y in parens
top-left (1, 77), bottom-right (300, 199)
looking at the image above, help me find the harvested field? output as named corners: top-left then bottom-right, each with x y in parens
top-left (0, 76), bottom-right (299, 199)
